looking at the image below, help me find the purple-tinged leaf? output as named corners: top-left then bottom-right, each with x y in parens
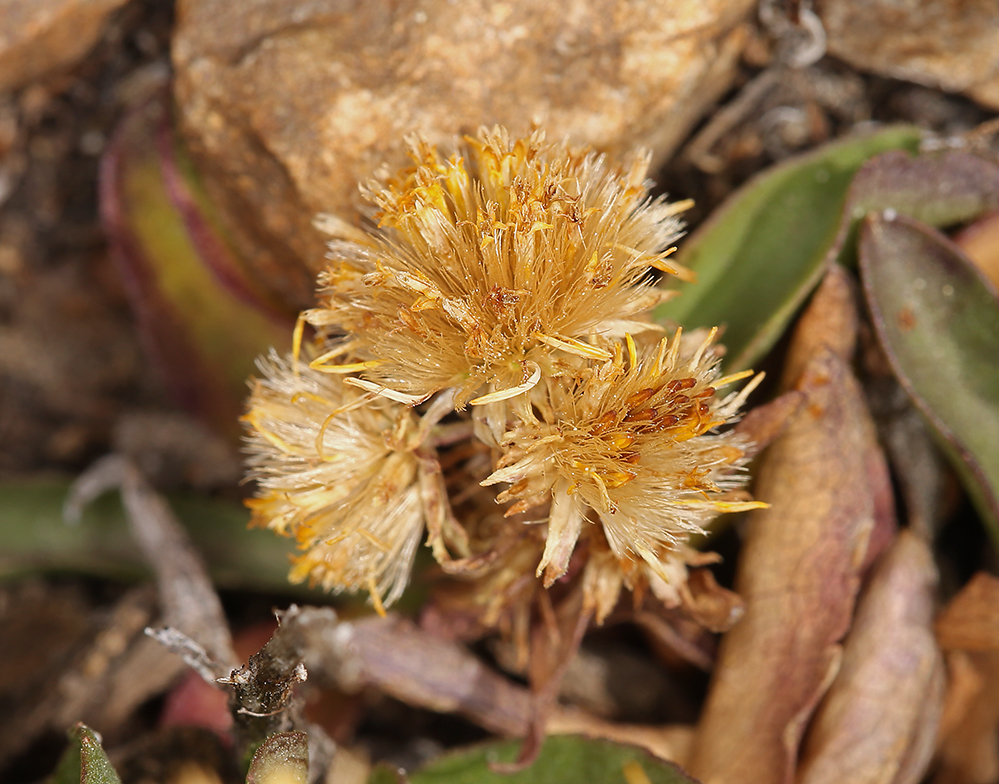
top-left (860, 212), bottom-right (999, 543)
top-left (100, 94), bottom-right (292, 435)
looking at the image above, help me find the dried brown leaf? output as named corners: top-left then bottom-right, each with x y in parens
top-left (733, 390), bottom-right (804, 458)
top-left (279, 607), bottom-right (533, 738)
top-left (780, 264), bottom-right (859, 390)
top-left (689, 349), bottom-right (894, 784)
top-left (796, 531), bottom-right (944, 784)
top-left (956, 209), bottom-right (999, 290)
top-left (937, 573), bottom-right (999, 652)
top-left (632, 606), bottom-right (716, 672)
top-left (935, 651), bottom-right (999, 784)
top-left (506, 589), bottom-right (593, 771)
top-left (545, 709), bottom-right (694, 768)
top-left (681, 567), bottom-right (745, 634)
top-left (934, 572), bottom-right (999, 783)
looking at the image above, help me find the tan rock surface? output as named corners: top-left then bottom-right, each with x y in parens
top-left (0, 0), bottom-right (129, 91)
top-left (172, 0), bottom-right (755, 309)
top-left (820, 0), bottom-right (999, 111)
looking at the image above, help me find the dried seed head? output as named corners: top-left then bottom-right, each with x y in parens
top-left (244, 128), bottom-right (766, 629)
top-left (243, 352), bottom-right (426, 611)
top-left (482, 329), bottom-right (765, 613)
top-left (308, 127), bottom-right (689, 408)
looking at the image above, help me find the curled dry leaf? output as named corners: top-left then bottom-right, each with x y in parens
top-left (937, 573), bottom-right (999, 652)
top-left (779, 264), bottom-right (858, 390)
top-left (279, 606), bottom-right (533, 738)
top-left (935, 651), bottom-right (999, 784)
top-left (688, 349), bottom-right (894, 784)
top-left (681, 567), bottom-right (744, 634)
top-left (796, 530), bottom-right (944, 784)
top-left (731, 390), bottom-right (804, 460)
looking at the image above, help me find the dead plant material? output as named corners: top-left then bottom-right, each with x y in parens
top-left (797, 530), bottom-right (944, 784)
top-left (935, 573), bottom-right (999, 784)
top-left (779, 264), bottom-right (859, 390)
top-left (65, 454), bottom-right (237, 675)
top-left (276, 606), bottom-right (533, 738)
top-left (688, 348), bottom-right (895, 784)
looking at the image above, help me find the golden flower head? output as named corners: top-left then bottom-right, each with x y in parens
top-left (482, 328), bottom-right (765, 618)
top-left (306, 127), bottom-right (691, 409)
top-left (243, 351), bottom-right (429, 612)
top-left (245, 127), bottom-right (766, 626)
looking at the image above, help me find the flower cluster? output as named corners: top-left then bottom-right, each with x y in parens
top-left (244, 128), bottom-right (764, 622)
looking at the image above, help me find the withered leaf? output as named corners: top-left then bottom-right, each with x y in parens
top-left (779, 264), bottom-right (858, 390)
top-left (278, 607), bottom-right (533, 738)
top-left (689, 349), bottom-right (894, 784)
top-left (797, 531), bottom-right (944, 784)
top-left (937, 572), bottom-right (999, 652)
top-left (935, 651), bottom-right (999, 784)
top-left (65, 455), bottom-right (237, 676)
top-left (956, 209), bottom-right (999, 290)
top-left (935, 573), bottom-right (999, 782)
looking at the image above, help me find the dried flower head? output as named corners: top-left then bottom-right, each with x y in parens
top-left (243, 352), bottom-right (429, 612)
top-left (244, 126), bottom-right (765, 623)
top-left (482, 329), bottom-right (764, 618)
top-left (306, 127), bottom-right (691, 408)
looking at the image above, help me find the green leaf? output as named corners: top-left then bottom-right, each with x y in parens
top-left (246, 732), bottom-right (309, 784)
top-left (49, 724), bottom-right (122, 784)
top-left (860, 212), bottom-right (999, 544)
top-left (368, 735), bottom-right (699, 784)
top-left (0, 479), bottom-right (319, 596)
top-left (655, 126), bottom-right (923, 372)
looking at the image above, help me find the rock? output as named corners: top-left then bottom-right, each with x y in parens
top-left (0, 0), bottom-right (130, 91)
top-left (820, 0), bottom-right (999, 111)
top-left (172, 0), bottom-right (755, 309)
